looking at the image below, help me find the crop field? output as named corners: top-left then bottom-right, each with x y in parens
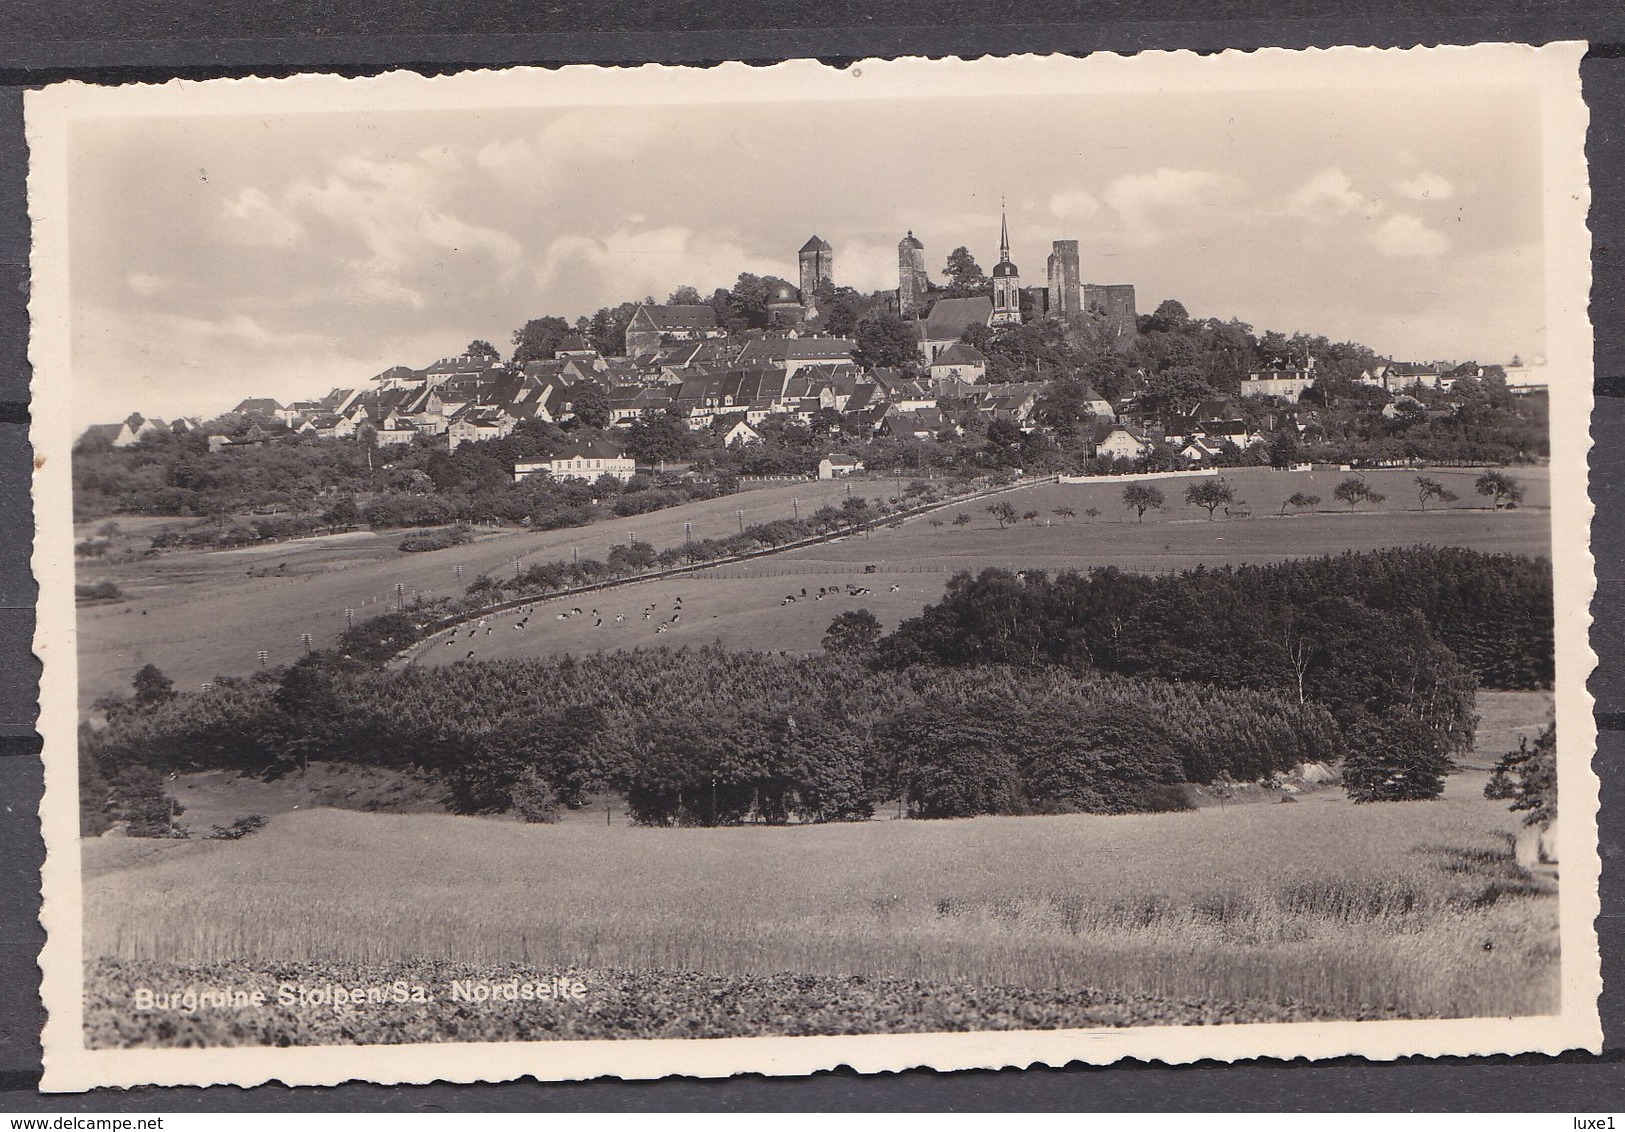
top-left (83, 767), bottom-right (1558, 1046)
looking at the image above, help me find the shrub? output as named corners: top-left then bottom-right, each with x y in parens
top-left (1342, 715), bottom-right (1453, 802)
top-left (207, 814), bottom-right (267, 840)
top-left (75, 581), bottom-right (124, 602)
top-left (397, 525), bottom-right (472, 553)
top-left (1485, 722), bottom-right (1556, 827)
top-left (509, 767), bottom-right (561, 824)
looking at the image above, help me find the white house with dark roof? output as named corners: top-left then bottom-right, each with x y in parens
top-left (817, 452), bottom-right (865, 480)
top-left (1089, 423), bottom-right (1153, 461)
top-left (722, 419), bottom-right (763, 447)
top-left (514, 436), bottom-right (636, 484)
top-left (624, 304), bottom-right (725, 356)
top-left (734, 336), bottom-right (857, 378)
top-left (929, 341), bottom-right (988, 390)
top-left (111, 412), bottom-right (169, 447)
top-left (1241, 368), bottom-right (1315, 402)
top-left (447, 406), bottom-right (517, 451)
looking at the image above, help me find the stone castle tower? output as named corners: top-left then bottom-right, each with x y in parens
top-left (897, 230), bottom-right (930, 316)
top-left (990, 210), bottom-right (1022, 327)
top-left (1047, 239), bottom-right (1081, 320)
top-left (798, 235), bottom-right (834, 302)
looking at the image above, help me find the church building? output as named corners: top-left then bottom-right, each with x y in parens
top-left (990, 210), bottom-right (1022, 327)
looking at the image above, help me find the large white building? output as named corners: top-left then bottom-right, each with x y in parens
top-left (514, 436), bottom-right (636, 484)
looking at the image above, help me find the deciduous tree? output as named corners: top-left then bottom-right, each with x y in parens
top-left (1185, 478), bottom-right (1236, 519)
top-left (823, 609), bottom-right (882, 655)
top-left (1122, 483), bottom-right (1165, 522)
top-left (1475, 470), bottom-right (1525, 508)
top-left (854, 312), bottom-right (921, 369)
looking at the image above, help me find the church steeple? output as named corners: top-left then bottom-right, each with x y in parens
top-left (990, 202), bottom-right (1022, 326)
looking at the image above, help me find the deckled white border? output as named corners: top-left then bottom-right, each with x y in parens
top-left (26, 45), bottom-right (1601, 1093)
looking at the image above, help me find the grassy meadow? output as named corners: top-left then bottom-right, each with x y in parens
top-left (409, 466), bottom-right (1550, 666)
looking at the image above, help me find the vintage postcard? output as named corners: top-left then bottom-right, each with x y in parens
top-left (27, 46), bottom-right (1600, 1091)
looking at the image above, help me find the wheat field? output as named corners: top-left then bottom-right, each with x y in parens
top-left (85, 778), bottom-right (1558, 1025)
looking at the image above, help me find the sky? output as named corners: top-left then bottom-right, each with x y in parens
top-left (65, 69), bottom-right (1548, 429)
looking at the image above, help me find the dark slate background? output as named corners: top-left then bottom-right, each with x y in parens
top-left (0, 3), bottom-right (1621, 1111)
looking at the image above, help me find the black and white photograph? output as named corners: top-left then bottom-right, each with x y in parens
top-left (26, 46), bottom-right (1600, 1089)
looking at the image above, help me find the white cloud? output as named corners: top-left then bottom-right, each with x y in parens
top-left (218, 187), bottom-right (306, 246)
top-left (1372, 214), bottom-right (1449, 258)
top-left (1286, 168), bottom-right (1383, 222)
top-left (531, 226), bottom-right (784, 311)
top-left (1049, 190), bottom-right (1101, 220)
top-left (125, 272), bottom-right (167, 297)
top-left (1394, 171), bottom-right (1456, 202)
top-left (828, 236), bottom-right (905, 293)
top-left (1102, 169), bottom-right (1246, 243)
top-left (276, 154), bottom-right (524, 308)
top-left (473, 112), bottom-right (666, 190)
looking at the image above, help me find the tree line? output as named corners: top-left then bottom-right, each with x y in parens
top-left (82, 646), bottom-right (1342, 834)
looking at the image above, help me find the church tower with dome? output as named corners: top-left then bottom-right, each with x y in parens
top-left (990, 208), bottom-right (1022, 327)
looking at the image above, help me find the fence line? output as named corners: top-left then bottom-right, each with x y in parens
top-left (692, 564), bottom-right (951, 580)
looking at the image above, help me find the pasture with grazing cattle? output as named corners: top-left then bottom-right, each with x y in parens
top-left (407, 465), bottom-right (1549, 666)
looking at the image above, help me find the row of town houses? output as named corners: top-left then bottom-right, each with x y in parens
top-left (89, 296), bottom-right (1538, 476)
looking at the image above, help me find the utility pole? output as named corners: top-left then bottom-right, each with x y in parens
top-left (300, 633), bottom-right (313, 654)
top-left (256, 650), bottom-right (268, 669)
top-left (792, 497), bottom-right (799, 521)
top-left (737, 509), bottom-right (744, 534)
top-left (344, 607), bottom-right (355, 629)
top-left (395, 582), bottom-right (405, 611)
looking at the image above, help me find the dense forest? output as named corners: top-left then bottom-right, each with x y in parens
top-left (83, 649), bottom-right (1341, 835)
top-left (83, 546), bottom-right (1549, 832)
top-left (878, 545), bottom-right (1554, 693)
